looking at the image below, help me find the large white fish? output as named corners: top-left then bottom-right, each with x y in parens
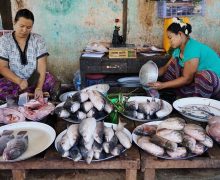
top-left (93, 121), bottom-right (104, 144)
top-left (79, 118), bottom-right (96, 143)
top-left (66, 124), bottom-right (80, 147)
top-left (88, 90), bottom-right (105, 111)
top-left (115, 121), bottom-right (131, 149)
top-left (184, 124), bottom-right (206, 141)
top-left (156, 129), bottom-right (183, 143)
top-left (157, 117), bottom-right (185, 130)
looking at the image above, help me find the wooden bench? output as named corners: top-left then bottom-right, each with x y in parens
top-left (141, 139), bottom-right (220, 180)
top-left (0, 117), bottom-right (140, 180)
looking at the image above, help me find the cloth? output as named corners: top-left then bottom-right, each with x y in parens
top-left (172, 38), bottom-right (220, 77)
top-left (0, 72), bottom-right (56, 101)
top-left (0, 31), bottom-right (49, 79)
top-left (161, 58), bottom-right (220, 98)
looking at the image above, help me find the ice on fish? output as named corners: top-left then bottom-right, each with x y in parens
top-left (3, 131), bottom-right (28, 160)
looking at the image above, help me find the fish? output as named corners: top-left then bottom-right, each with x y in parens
top-left (124, 101), bottom-right (138, 111)
top-left (138, 101), bottom-right (150, 114)
top-left (103, 142), bottom-right (110, 153)
top-left (55, 107), bottom-right (70, 118)
top-left (147, 98), bottom-right (163, 116)
top-left (191, 143), bottom-right (205, 155)
top-left (56, 141), bottom-right (70, 157)
top-left (86, 108), bottom-right (108, 119)
top-left (115, 121), bottom-right (131, 149)
top-left (70, 111), bottom-right (87, 121)
top-left (79, 145), bottom-right (94, 164)
top-left (124, 110), bottom-right (138, 118)
top-left (133, 124), bottom-right (157, 136)
top-left (81, 101), bottom-right (93, 112)
top-left (136, 112), bottom-right (145, 120)
top-left (182, 135), bottom-right (196, 152)
top-left (93, 121), bottom-right (104, 144)
top-left (69, 144), bottom-right (82, 162)
top-left (71, 91), bottom-right (89, 103)
top-left (0, 108), bottom-right (25, 124)
top-left (87, 90), bottom-right (105, 111)
top-left (183, 124), bottom-right (206, 141)
top-left (103, 135), bottom-right (118, 154)
top-left (156, 129), bottom-right (183, 143)
top-left (0, 130), bottom-right (14, 155)
top-left (137, 136), bottom-right (164, 156)
top-left (3, 131), bottom-right (28, 160)
top-left (110, 144), bottom-right (125, 156)
top-left (79, 118), bottom-right (96, 143)
top-left (199, 135), bottom-right (213, 148)
top-left (63, 98), bottom-right (80, 113)
top-left (92, 141), bottom-right (103, 159)
top-left (58, 133), bottom-right (72, 152)
top-left (104, 102), bottom-right (114, 114)
top-left (166, 147), bottom-right (187, 158)
top-left (157, 117), bottom-right (185, 130)
top-left (66, 124), bottom-right (80, 147)
top-left (104, 125), bottom-right (114, 142)
top-left (150, 135), bottom-right (177, 151)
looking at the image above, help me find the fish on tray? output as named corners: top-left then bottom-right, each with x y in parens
top-left (55, 90), bottom-right (113, 122)
top-left (0, 130), bottom-right (14, 155)
top-left (0, 108), bottom-right (26, 124)
top-left (3, 131), bottom-right (28, 160)
top-left (124, 98), bottom-right (163, 120)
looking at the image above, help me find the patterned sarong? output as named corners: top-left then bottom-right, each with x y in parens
top-left (161, 58), bottom-right (220, 98)
top-left (0, 72), bottom-right (56, 100)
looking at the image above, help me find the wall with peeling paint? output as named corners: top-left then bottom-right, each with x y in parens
top-left (6, 0), bottom-right (220, 83)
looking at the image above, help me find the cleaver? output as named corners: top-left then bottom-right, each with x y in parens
top-left (27, 70), bottom-right (40, 87)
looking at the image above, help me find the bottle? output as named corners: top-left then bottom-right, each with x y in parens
top-left (74, 70), bottom-right (81, 91)
top-left (0, 13), bottom-right (3, 30)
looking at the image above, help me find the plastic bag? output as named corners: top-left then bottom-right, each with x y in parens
top-left (73, 70), bottom-right (81, 91)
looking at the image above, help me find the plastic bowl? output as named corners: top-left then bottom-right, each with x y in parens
top-left (139, 60), bottom-right (158, 86)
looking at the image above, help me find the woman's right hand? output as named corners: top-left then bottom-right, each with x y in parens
top-left (19, 79), bottom-right (28, 90)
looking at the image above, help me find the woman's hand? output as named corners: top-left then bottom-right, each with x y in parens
top-left (19, 79), bottom-right (28, 90)
top-left (147, 81), bottom-right (165, 90)
top-left (34, 88), bottom-right (43, 100)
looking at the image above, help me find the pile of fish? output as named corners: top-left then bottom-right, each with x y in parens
top-left (134, 117), bottom-right (213, 159)
top-left (0, 108), bottom-right (26, 124)
top-left (55, 90), bottom-right (114, 123)
top-left (18, 99), bottom-right (55, 121)
top-left (207, 116), bottom-right (220, 143)
top-left (56, 118), bottom-right (132, 164)
top-left (0, 130), bottom-right (28, 160)
top-left (124, 98), bottom-right (163, 120)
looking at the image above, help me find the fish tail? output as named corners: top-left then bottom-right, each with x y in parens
top-left (116, 118), bottom-right (126, 131)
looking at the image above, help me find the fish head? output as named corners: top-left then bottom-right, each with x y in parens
top-left (3, 148), bottom-right (21, 160)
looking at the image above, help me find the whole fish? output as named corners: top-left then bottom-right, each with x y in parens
top-left (79, 145), bottom-right (94, 164)
top-left (81, 101), bottom-right (93, 112)
top-left (166, 147), bottom-right (187, 158)
top-left (55, 107), bottom-right (70, 118)
top-left (66, 124), bottom-right (80, 147)
top-left (3, 131), bottom-right (28, 160)
top-left (110, 144), bottom-right (125, 156)
top-left (183, 124), bottom-right (206, 141)
top-left (63, 98), bottom-right (80, 113)
top-left (182, 135), bottom-right (196, 152)
top-left (157, 117), bottom-right (185, 130)
top-left (137, 136), bottom-right (164, 156)
top-left (92, 141), bottom-right (103, 159)
top-left (125, 101), bottom-right (138, 111)
top-left (71, 91), bottom-right (89, 103)
top-left (58, 133), bottom-right (72, 152)
top-left (88, 90), bottom-right (105, 111)
top-left (104, 102), bottom-right (114, 114)
top-left (199, 135), bottom-right (213, 148)
top-left (156, 129), bottom-right (183, 143)
top-left (191, 143), bottom-right (205, 155)
top-left (150, 135), bottom-right (177, 151)
top-left (133, 124), bottom-right (157, 136)
top-left (93, 121), bottom-right (104, 144)
top-left (69, 144), bottom-right (82, 162)
top-left (0, 130), bottom-right (14, 155)
top-left (104, 126), bottom-right (114, 142)
top-left (79, 118), bottom-right (96, 143)
top-left (115, 121), bottom-right (131, 149)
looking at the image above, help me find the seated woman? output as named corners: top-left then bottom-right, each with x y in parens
top-left (148, 17), bottom-right (220, 99)
top-left (0, 9), bottom-right (56, 101)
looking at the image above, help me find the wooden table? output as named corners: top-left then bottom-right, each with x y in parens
top-left (0, 116), bottom-right (140, 180)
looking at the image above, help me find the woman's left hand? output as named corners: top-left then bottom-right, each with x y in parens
top-left (34, 88), bottom-right (43, 100)
top-left (147, 81), bottom-right (165, 90)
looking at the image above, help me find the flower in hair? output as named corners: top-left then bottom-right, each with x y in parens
top-left (185, 29), bottom-right (188, 35)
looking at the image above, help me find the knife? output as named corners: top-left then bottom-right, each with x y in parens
top-left (27, 70), bottom-right (40, 87)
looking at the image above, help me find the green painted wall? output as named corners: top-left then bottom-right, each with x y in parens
top-left (9, 0), bottom-right (220, 83)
